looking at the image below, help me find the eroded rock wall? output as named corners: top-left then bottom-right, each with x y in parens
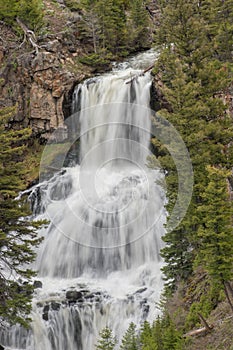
top-left (0, 48), bottom-right (86, 141)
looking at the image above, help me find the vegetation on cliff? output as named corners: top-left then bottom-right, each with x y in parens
top-left (154, 0), bottom-right (233, 307)
top-left (0, 0), bottom-right (44, 31)
top-left (0, 107), bottom-right (44, 326)
top-left (77, 0), bottom-right (151, 67)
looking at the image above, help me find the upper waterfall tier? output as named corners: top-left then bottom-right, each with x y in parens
top-left (35, 49), bottom-right (165, 279)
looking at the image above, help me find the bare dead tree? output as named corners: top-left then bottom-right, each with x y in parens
top-left (16, 18), bottom-right (40, 54)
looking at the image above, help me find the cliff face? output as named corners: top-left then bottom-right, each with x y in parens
top-left (0, 0), bottom-right (89, 141)
top-left (0, 0), bottom-right (160, 141)
top-left (1, 50), bottom-right (86, 140)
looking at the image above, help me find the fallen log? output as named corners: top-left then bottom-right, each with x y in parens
top-left (198, 312), bottom-right (213, 331)
top-left (125, 64), bottom-right (155, 84)
top-left (183, 313), bottom-right (214, 338)
top-left (183, 326), bottom-right (210, 337)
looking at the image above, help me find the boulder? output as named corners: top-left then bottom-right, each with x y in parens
top-left (42, 304), bottom-right (50, 321)
top-left (66, 290), bottom-right (82, 301)
top-left (51, 302), bottom-right (61, 311)
top-left (33, 280), bottom-right (43, 289)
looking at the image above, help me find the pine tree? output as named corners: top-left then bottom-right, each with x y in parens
top-left (153, 0), bottom-right (232, 292)
top-left (197, 166), bottom-right (233, 308)
top-left (120, 322), bottom-right (138, 350)
top-left (199, 0), bottom-right (233, 62)
top-left (78, 0), bottom-right (101, 54)
top-left (95, 0), bottom-right (127, 54)
top-left (0, 107), bottom-right (43, 326)
top-left (161, 316), bottom-right (183, 350)
top-left (18, 0), bottom-right (44, 31)
top-left (96, 327), bottom-right (117, 350)
top-left (0, 0), bottom-right (44, 31)
top-left (151, 315), bottom-right (184, 350)
top-left (129, 0), bottom-right (151, 50)
top-left (140, 321), bottom-right (158, 350)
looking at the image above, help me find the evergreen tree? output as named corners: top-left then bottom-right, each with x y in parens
top-left (197, 166), bottom-right (233, 306)
top-left (129, 0), bottom-right (151, 50)
top-left (120, 322), bottom-right (138, 350)
top-left (96, 327), bottom-right (117, 350)
top-left (78, 0), bottom-right (152, 63)
top-left (0, 0), bottom-right (44, 31)
top-left (140, 321), bottom-right (158, 350)
top-left (161, 316), bottom-right (183, 350)
top-left (199, 0), bottom-right (233, 62)
top-left (0, 107), bottom-right (43, 326)
top-left (153, 0), bottom-right (233, 292)
top-left (150, 315), bottom-right (184, 350)
top-left (17, 0), bottom-right (44, 31)
top-left (95, 0), bottom-right (127, 54)
top-left (79, 0), bottom-right (101, 54)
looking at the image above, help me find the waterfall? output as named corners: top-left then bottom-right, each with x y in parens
top-left (0, 50), bottom-right (166, 350)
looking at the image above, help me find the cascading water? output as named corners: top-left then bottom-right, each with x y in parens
top-left (0, 50), bottom-right (166, 350)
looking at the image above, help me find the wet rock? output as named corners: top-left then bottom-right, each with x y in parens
top-left (0, 345), bottom-right (5, 350)
top-left (33, 280), bottom-right (43, 289)
top-left (43, 304), bottom-right (50, 313)
top-left (42, 304), bottom-right (50, 321)
top-left (135, 287), bottom-right (147, 294)
top-left (66, 290), bottom-right (82, 301)
top-left (94, 291), bottom-right (102, 296)
top-left (143, 304), bottom-right (150, 317)
top-left (84, 293), bottom-right (95, 300)
top-left (80, 289), bottom-right (90, 294)
top-left (51, 302), bottom-right (61, 311)
top-left (73, 309), bottom-right (82, 348)
top-left (42, 312), bottom-right (49, 321)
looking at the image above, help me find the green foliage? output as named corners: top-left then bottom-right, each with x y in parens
top-left (120, 322), bottom-right (138, 350)
top-left (0, 107), bottom-right (44, 326)
top-left (129, 0), bottom-right (151, 50)
top-left (185, 295), bottom-right (213, 329)
top-left (199, 0), bottom-right (233, 62)
top-left (96, 327), bottom-right (117, 350)
top-left (64, 0), bottom-right (82, 11)
top-left (0, 0), bottom-right (44, 31)
top-left (133, 317), bottom-right (185, 350)
top-left (78, 0), bottom-right (151, 64)
top-left (96, 0), bottom-right (127, 54)
top-left (140, 321), bottom-right (158, 350)
top-left (153, 0), bottom-right (233, 294)
top-left (17, 0), bottom-right (44, 31)
top-left (119, 317), bottom-right (186, 350)
top-left (79, 50), bottom-right (113, 68)
top-left (197, 166), bottom-right (233, 286)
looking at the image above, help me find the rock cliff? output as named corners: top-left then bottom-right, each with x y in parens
top-left (0, 0), bottom-right (89, 141)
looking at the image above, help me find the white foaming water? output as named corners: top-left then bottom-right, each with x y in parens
top-left (0, 50), bottom-right (165, 350)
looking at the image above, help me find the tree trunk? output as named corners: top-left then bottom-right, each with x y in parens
top-left (16, 18), bottom-right (40, 54)
top-left (224, 281), bottom-right (233, 312)
top-left (225, 281), bottom-right (233, 299)
top-left (183, 327), bottom-right (211, 337)
top-left (197, 313), bottom-right (212, 331)
top-left (125, 64), bottom-right (155, 84)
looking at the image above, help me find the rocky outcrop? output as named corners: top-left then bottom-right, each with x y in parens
top-left (0, 48), bottom-right (86, 140)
